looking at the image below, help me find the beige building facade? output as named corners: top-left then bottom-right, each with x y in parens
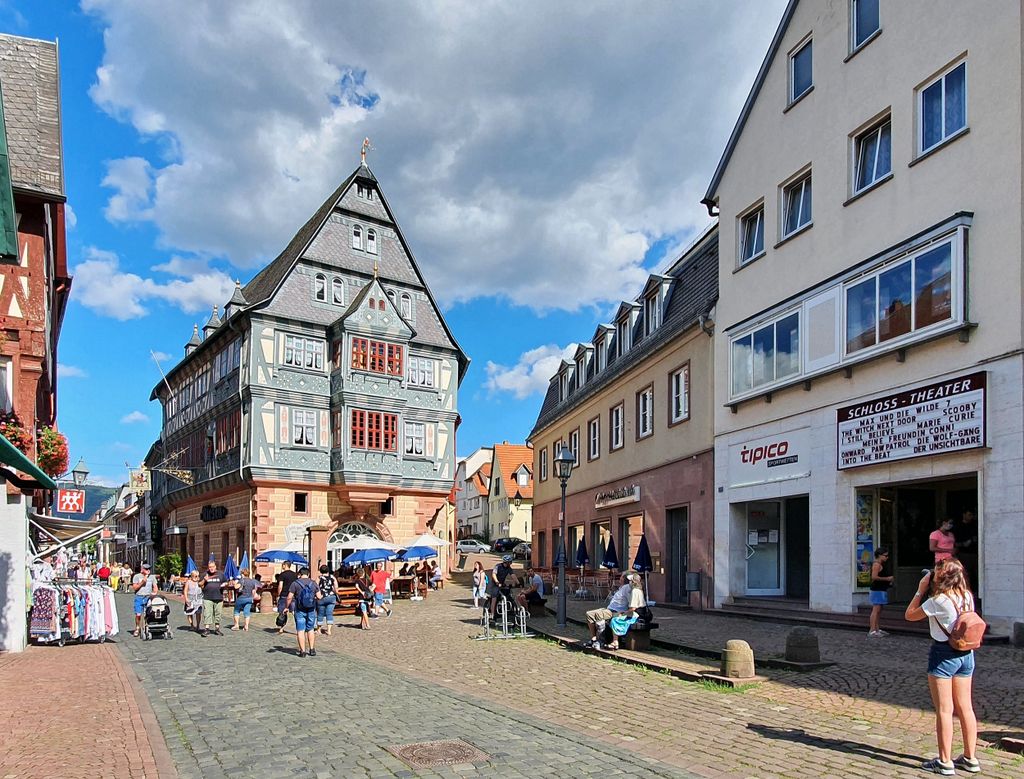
top-left (704, 0), bottom-right (1023, 633)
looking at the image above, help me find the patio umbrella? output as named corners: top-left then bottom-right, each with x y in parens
top-left (254, 549), bottom-right (309, 565)
top-left (345, 537), bottom-right (402, 552)
top-left (402, 532), bottom-right (448, 548)
top-left (184, 555), bottom-right (198, 575)
top-left (602, 536), bottom-right (619, 569)
top-left (575, 538), bottom-right (590, 598)
top-left (398, 545), bottom-right (438, 562)
top-left (223, 553), bottom-right (239, 581)
top-left (239, 551), bottom-right (249, 572)
top-left (342, 548), bottom-right (398, 566)
top-left (632, 534), bottom-right (654, 598)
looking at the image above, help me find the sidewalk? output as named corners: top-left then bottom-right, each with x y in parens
top-left (0, 640), bottom-right (177, 779)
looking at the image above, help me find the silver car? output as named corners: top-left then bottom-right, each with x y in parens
top-left (456, 539), bottom-right (491, 554)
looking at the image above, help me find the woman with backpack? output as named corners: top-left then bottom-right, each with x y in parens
top-left (316, 564), bottom-right (340, 636)
top-left (904, 558), bottom-right (982, 775)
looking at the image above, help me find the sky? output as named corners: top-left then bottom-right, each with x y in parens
top-left (3, 0), bottom-right (787, 487)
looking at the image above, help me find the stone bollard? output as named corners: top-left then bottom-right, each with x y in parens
top-left (1013, 621), bottom-right (1024, 648)
top-left (785, 627), bottom-right (821, 663)
top-left (720, 639), bottom-right (756, 679)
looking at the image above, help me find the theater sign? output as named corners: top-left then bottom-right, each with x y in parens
top-left (837, 372), bottom-right (986, 470)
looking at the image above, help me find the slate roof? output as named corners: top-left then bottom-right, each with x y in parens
top-left (492, 444), bottom-right (534, 501)
top-left (702, 0), bottom-right (798, 213)
top-left (0, 34), bottom-right (63, 198)
top-left (531, 224), bottom-right (719, 437)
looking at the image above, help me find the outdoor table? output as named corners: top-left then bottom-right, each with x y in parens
top-left (390, 576), bottom-right (423, 598)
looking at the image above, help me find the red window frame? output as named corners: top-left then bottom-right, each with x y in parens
top-left (382, 413), bottom-right (398, 451)
top-left (350, 410), bottom-right (399, 452)
top-left (369, 341), bottom-right (387, 373)
top-left (351, 338), bottom-right (368, 371)
top-left (386, 344), bottom-right (403, 377)
top-left (350, 409), bottom-right (366, 449)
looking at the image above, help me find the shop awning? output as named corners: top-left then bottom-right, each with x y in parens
top-left (0, 433), bottom-right (57, 490)
top-left (29, 512), bottom-right (106, 560)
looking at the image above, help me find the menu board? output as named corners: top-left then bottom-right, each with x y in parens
top-left (837, 372), bottom-right (986, 470)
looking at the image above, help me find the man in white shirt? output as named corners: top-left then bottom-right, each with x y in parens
top-left (583, 572), bottom-right (642, 649)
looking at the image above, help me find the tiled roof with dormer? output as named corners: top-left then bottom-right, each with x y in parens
top-left (492, 443), bottom-right (534, 501)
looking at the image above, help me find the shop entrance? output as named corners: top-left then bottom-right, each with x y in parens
top-left (862, 474), bottom-right (977, 603)
top-left (666, 507), bottom-right (689, 602)
top-left (744, 496), bottom-right (809, 597)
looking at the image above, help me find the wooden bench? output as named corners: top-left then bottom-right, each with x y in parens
top-left (332, 585), bottom-right (363, 616)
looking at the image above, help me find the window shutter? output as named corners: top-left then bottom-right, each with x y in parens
top-left (319, 410), bottom-right (329, 448)
top-left (426, 424), bottom-right (435, 458)
top-left (802, 286), bottom-right (842, 372)
top-left (279, 407), bottom-right (289, 444)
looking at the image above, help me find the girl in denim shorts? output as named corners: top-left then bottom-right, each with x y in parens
top-left (904, 558), bottom-right (981, 776)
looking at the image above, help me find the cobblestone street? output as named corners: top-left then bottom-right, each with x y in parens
top-left (3, 577), bottom-right (1022, 778)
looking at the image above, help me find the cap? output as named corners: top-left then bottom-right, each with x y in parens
top-left (502, 554), bottom-right (513, 563)
top-left (625, 572), bottom-right (639, 582)
top-left (141, 562), bottom-right (151, 569)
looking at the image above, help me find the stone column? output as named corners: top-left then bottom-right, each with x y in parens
top-left (307, 525), bottom-right (332, 572)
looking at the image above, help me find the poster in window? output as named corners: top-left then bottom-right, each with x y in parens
top-left (855, 491), bottom-right (875, 588)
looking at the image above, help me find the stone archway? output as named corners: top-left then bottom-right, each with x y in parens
top-left (326, 521), bottom-right (383, 571)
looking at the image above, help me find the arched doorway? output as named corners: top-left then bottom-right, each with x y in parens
top-left (327, 522), bottom-right (381, 570)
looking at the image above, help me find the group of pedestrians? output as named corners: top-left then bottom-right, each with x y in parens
top-left (178, 560), bottom-right (261, 637)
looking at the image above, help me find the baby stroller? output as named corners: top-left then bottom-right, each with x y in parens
top-left (143, 595), bottom-right (173, 640)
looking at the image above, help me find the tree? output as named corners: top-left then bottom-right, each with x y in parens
top-left (156, 552), bottom-right (182, 583)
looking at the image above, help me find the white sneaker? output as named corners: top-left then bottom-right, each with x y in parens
top-left (875, 629), bottom-right (889, 636)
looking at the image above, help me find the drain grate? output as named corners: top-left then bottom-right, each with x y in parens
top-left (386, 739), bottom-right (490, 768)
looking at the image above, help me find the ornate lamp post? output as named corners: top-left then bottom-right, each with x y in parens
top-left (71, 457), bottom-right (89, 487)
top-left (553, 445), bottom-right (575, 627)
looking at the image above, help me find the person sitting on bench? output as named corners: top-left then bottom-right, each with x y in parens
top-left (516, 565), bottom-right (546, 608)
top-left (583, 572), bottom-right (644, 650)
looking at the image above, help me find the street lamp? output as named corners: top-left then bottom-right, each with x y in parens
top-left (512, 490), bottom-right (522, 508)
top-left (71, 458), bottom-right (89, 487)
top-left (553, 445), bottom-right (575, 627)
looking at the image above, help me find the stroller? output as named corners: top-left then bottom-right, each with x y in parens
top-left (142, 595), bottom-right (173, 640)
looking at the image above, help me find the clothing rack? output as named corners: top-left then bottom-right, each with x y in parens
top-left (29, 579), bottom-right (119, 647)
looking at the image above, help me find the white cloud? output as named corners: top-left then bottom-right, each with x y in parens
top-left (57, 364), bottom-right (88, 379)
top-left (82, 0), bottom-right (787, 311)
top-left (150, 351), bottom-right (172, 362)
top-left (65, 204), bottom-right (77, 229)
top-left (485, 343), bottom-right (576, 399)
top-left (89, 473), bottom-right (125, 488)
top-left (120, 410), bottom-right (149, 424)
top-left (72, 246), bottom-right (236, 320)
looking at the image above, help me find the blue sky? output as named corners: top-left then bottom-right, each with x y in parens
top-left (3, 1), bottom-right (785, 486)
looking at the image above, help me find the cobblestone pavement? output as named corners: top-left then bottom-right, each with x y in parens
top-left (0, 639), bottom-right (176, 779)
top-left (559, 598), bottom-right (1024, 736)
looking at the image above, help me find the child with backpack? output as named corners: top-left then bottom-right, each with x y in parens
top-left (904, 558), bottom-right (984, 775)
top-left (283, 567), bottom-right (319, 658)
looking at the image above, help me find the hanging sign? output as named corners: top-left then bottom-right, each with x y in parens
top-left (57, 489), bottom-right (86, 513)
top-left (837, 372), bottom-right (986, 470)
top-left (129, 468), bottom-right (151, 492)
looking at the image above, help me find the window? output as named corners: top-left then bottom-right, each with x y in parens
top-left (644, 294), bottom-right (660, 336)
top-left (568, 428), bottom-right (580, 465)
top-left (616, 318), bottom-right (631, 356)
top-left (588, 417), bottom-right (600, 461)
top-left (400, 293), bottom-right (412, 320)
top-left (314, 273), bottom-right (327, 302)
top-left (293, 492), bottom-right (309, 514)
top-left (669, 364), bottom-right (690, 424)
top-left (407, 356), bottom-right (435, 388)
top-left (291, 409), bottom-right (316, 447)
top-left (404, 422), bottom-right (425, 457)
top-left (575, 355), bottom-right (586, 387)
top-left (386, 344), bottom-right (404, 376)
top-left (352, 337), bottom-right (403, 376)
top-left (919, 61), bottom-right (966, 154)
top-left (610, 404), bottom-right (624, 451)
top-left (283, 336), bottom-right (325, 371)
top-left (845, 240), bottom-right (953, 355)
top-left (351, 337), bottom-right (368, 370)
top-left (539, 447), bottom-right (548, 481)
top-left (782, 173), bottom-right (812, 237)
top-left (215, 408), bottom-right (240, 454)
top-left (214, 339), bottom-right (241, 381)
top-left (636, 386), bottom-right (654, 439)
top-left (731, 311), bottom-right (800, 396)
top-left (854, 119), bottom-right (891, 193)
top-left (597, 338), bottom-right (608, 372)
top-left (789, 39), bottom-right (813, 103)
top-left (739, 206), bottom-right (765, 264)
top-left (350, 409), bottom-right (399, 452)
top-left (559, 371), bottom-right (570, 401)
top-left (851, 0), bottom-right (879, 50)
top-left (331, 340), bottom-right (342, 369)
top-left (367, 229), bottom-right (378, 255)
top-left (352, 224), bottom-right (363, 250)
top-left (516, 469), bottom-right (529, 487)
top-left (331, 277), bottom-right (344, 305)
top-left (331, 411), bottom-right (341, 448)
top-left (356, 183), bottom-right (373, 200)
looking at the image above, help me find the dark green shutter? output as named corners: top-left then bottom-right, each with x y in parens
top-left (0, 80), bottom-right (18, 261)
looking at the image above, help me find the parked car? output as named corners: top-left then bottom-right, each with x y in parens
top-left (492, 537), bottom-right (525, 553)
top-left (456, 539), bottom-right (491, 554)
top-left (512, 542), bottom-right (531, 560)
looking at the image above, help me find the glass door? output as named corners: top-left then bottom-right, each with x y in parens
top-left (745, 501), bottom-right (784, 595)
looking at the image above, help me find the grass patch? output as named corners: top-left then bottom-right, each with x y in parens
top-left (696, 678), bottom-right (754, 694)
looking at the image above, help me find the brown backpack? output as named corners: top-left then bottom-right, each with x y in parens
top-left (936, 596), bottom-right (986, 651)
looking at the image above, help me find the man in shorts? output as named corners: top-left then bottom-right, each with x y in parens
top-left (584, 572), bottom-right (640, 649)
top-left (488, 555), bottom-right (520, 618)
top-left (131, 562), bottom-right (158, 637)
top-left (516, 565), bottom-right (546, 609)
top-left (275, 561), bottom-right (298, 634)
top-left (284, 567), bottom-right (319, 657)
top-left (369, 561), bottom-right (392, 617)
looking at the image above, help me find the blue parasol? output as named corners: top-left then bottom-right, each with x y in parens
top-left (343, 548), bottom-right (398, 566)
top-left (254, 549), bottom-right (309, 565)
top-left (632, 535), bottom-right (654, 573)
top-left (184, 555), bottom-right (198, 575)
top-left (602, 536), bottom-right (619, 569)
top-left (575, 538), bottom-right (590, 568)
top-left (239, 551), bottom-right (250, 572)
top-left (223, 553), bottom-right (239, 580)
top-left (398, 545), bottom-right (438, 562)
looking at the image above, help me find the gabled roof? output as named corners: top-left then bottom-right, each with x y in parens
top-left (642, 273), bottom-right (673, 297)
top-left (470, 461), bottom-right (492, 496)
top-left (702, 0), bottom-right (799, 214)
top-left (615, 300), bottom-right (640, 321)
top-left (492, 443), bottom-right (534, 501)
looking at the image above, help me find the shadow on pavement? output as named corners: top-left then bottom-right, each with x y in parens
top-left (746, 723), bottom-right (922, 769)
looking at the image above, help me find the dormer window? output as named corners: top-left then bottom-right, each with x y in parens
top-left (400, 293), bottom-right (412, 320)
top-left (644, 293), bottom-right (660, 336)
top-left (559, 371), bottom-right (570, 401)
top-left (597, 338), bottom-right (608, 372)
top-left (367, 229), bottom-right (378, 255)
top-left (331, 277), bottom-right (344, 305)
top-left (314, 273), bottom-right (327, 302)
top-left (386, 289), bottom-right (398, 309)
top-left (356, 183), bottom-right (373, 201)
top-left (617, 318), bottom-right (631, 356)
top-left (575, 355), bottom-right (586, 387)
top-left (352, 225), bottom-right (363, 250)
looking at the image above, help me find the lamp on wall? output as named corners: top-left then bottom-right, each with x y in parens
top-left (71, 458), bottom-right (90, 487)
top-left (512, 490), bottom-right (522, 509)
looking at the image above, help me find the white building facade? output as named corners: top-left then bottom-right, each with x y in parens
top-left (454, 447), bottom-right (492, 538)
top-left (704, 0), bottom-right (1023, 635)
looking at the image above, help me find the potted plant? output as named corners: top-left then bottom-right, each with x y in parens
top-left (37, 426), bottom-right (69, 477)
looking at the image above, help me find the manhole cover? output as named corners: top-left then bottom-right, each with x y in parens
top-left (386, 739), bottom-right (490, 769)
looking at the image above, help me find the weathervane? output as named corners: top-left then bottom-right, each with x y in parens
top-left (360, 137), bottom-right (373, 165)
